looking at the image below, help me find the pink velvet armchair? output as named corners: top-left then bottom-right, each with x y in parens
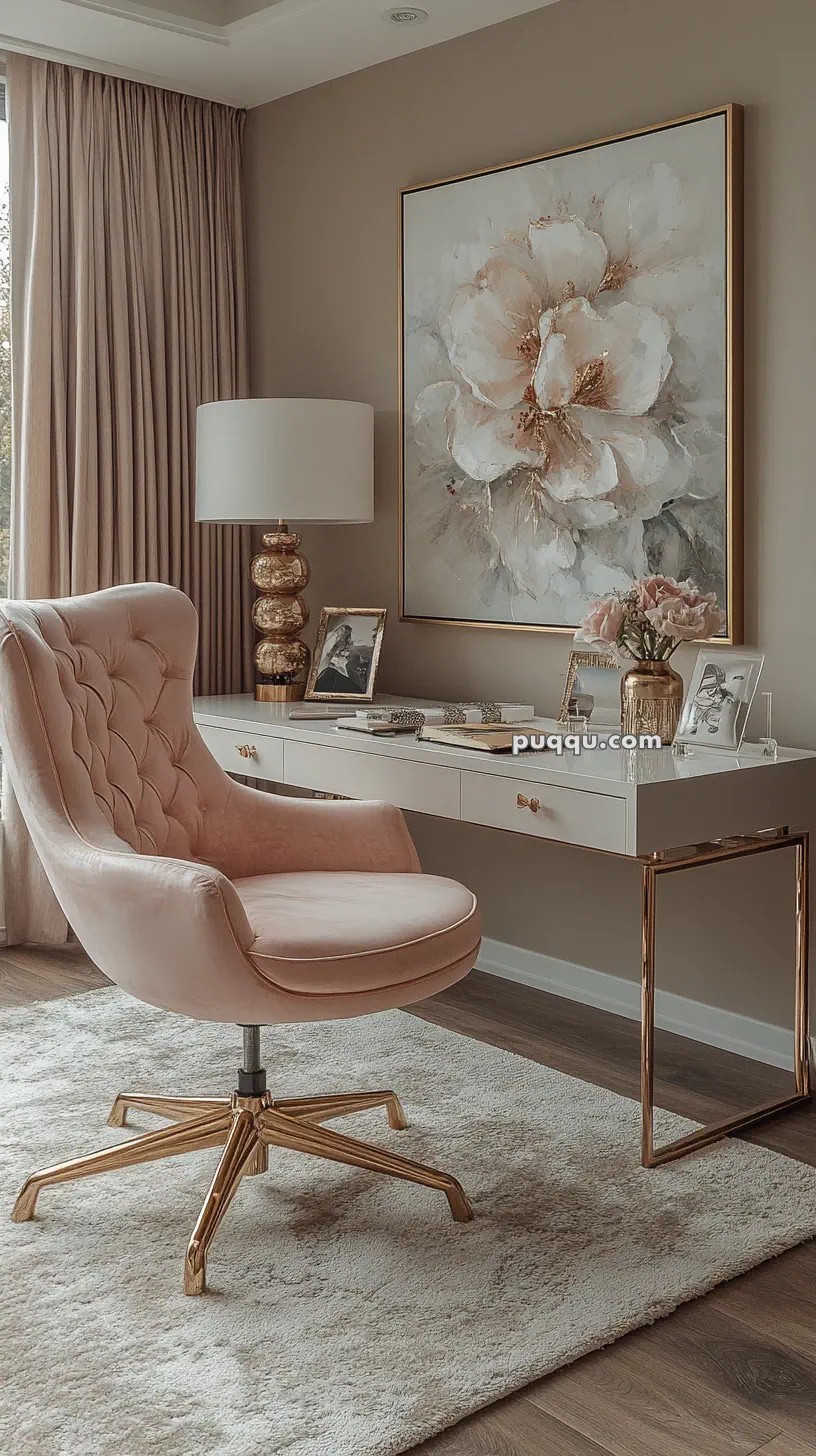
top-left (0, 584), bottom-right (481, 1294)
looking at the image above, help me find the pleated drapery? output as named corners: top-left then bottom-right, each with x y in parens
top-left (2, 54), bottom-right (253, 945)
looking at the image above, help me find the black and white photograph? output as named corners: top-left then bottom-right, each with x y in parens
top-left (305, 608), bottom-right (387, 702)
top-left (675, 651), bottom-right (764, 751)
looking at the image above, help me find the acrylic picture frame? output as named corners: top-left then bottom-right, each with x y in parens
top-left (674, 649), bottom-right (764, 752)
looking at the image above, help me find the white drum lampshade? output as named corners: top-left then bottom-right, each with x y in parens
top-left (195, 399), bottom-right (375, 702)
top-left (195, 398), bottom-right (374, 525)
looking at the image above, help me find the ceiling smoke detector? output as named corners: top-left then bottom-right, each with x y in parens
top-left (383, 7), bottom-right (429, 24)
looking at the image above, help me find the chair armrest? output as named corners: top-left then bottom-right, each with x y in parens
top-left (205, 780), bottom-right (422, 881)
top-left (58, 847), bottom-right (268, 1022)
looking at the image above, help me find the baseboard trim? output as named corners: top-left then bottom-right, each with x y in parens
top-left (476, 936), bottom-right (796, 1072)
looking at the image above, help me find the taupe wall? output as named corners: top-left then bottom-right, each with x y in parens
top-left (244, 0), bottom-right (816, 1028)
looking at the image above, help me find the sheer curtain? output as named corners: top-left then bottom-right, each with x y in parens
top-left (2, 54), bottom-right (253, 945)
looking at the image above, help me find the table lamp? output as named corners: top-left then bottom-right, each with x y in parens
top-left (196, 398), bottom-right (374, 701)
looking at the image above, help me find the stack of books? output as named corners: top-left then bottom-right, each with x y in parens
top-left (335, 702), bottom-right (545, 751)
top-left (417, 723), bottom-right (543, 753)
top-left (336, 701), bottom-right (534, 736)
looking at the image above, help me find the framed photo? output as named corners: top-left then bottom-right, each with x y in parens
top-left (675, 650), bottom-right (764, 751)
top-left (400, 105), bottom-right (743, 642)
top-left (305, 608), bottom-right (387, 702)
top-left (558, 650), bottom-right (623, 727)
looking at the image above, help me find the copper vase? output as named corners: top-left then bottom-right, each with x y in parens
top-left (620, 660), bottom-right (683, 745)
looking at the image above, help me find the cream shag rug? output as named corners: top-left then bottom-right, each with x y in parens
top-left (2, 989), bottom-right (816, 1456)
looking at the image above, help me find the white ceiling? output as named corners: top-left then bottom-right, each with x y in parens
top-left (0, 0), bottom-right (563, 108)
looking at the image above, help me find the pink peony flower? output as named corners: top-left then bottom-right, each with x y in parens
top-left (575, 597), bottom-right (625, 648)
top-left (645, 593), bottom-right (726, 641)
top-left (634, 575), bottom-right (686, 614)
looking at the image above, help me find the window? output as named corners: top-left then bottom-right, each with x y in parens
top-left (0, 78), bottom-right (8, 594)
top-left (0, 79), bottom-right (8, 594)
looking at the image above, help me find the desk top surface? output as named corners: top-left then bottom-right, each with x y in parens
top-left (193, 694), bottom-right (816, 803)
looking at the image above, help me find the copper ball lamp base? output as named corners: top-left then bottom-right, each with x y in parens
top-left (251, 521), bottom-right (311, 702)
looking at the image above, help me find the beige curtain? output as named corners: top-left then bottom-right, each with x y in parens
top-left (2, 54), bottom-right (253, 945)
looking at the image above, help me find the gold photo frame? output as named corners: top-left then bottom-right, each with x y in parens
top-left (399, 104), bottom-right (744, 643)
top-left (558, 650), bottom-right (622, 725)
top-left (305, 607), bottom-right (387, 702)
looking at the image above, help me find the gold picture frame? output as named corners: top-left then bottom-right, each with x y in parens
top-left (558, 650), bottom-right (622, 725)
top-left (305, 607), bottom-right (387, 702)
top-left (399, 103), bottom-right (744, 644)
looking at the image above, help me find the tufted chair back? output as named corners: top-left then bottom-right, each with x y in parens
top-left (0, 583), bottom-right (277, 1018)
top-left (0, 584), bottom-right (230, 864)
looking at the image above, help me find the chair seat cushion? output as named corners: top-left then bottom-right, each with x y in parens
top-left (233, 871), bottom-right (480, 997)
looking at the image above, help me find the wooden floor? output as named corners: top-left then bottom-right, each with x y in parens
top-left (2, 945), bottom-right (816, 1456)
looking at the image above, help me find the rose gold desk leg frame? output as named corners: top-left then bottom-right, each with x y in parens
top-left (641, 831), bottom-right (812, 1168)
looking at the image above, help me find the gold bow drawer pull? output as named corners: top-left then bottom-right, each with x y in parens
top-left (517, 793), bottom-right (541, 813)
top-left (235, 744), bottom-right (258, 760)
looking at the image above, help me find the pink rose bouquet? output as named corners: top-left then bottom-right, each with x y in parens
top-left (576, 577), bottom-right (726, 660)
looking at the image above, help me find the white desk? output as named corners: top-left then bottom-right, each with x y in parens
top-left (193, 694), bottom-right (816, 1166)
top-left (193, 695), bottom-right (816, 858)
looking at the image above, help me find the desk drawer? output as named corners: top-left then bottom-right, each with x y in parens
top-left (461, 770), bottom-right (626, 853)
top-left (198, 723), bottom-right (284, 782)
top-left (283, 740), bottom-right (460, 819)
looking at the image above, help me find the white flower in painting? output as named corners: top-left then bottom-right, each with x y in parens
top-left (441, 256), bottom-right (542, 411)
top-left (441, 217), bottom-right (614, 411)
top-left (412, 383), bottom-right (601, 605)
top-left (601, 163), bottom-right (690, 279)
top-left (412, 161), bottom-right (717, 607)
top-left (444, 295), bottom-right (674, 501)
top-left (441, 216), bottom-right (610, 409)
top-left (533, 296), bottom-right (672, 417)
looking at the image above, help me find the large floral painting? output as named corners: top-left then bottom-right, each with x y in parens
top-left (400, 107), bottom-right (742, 638)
